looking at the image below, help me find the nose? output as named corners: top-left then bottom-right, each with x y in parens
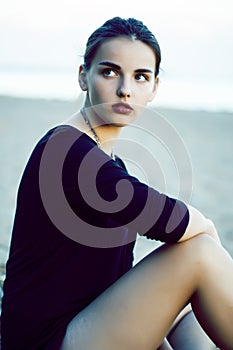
top-left (116, 78), bottom-right (132, 98)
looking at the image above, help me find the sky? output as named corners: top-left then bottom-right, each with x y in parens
top-left (0, 0), bottom-right (233, 109)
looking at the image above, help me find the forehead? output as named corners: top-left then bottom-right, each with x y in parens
top-left (91, 37), bottom-right (156, 71)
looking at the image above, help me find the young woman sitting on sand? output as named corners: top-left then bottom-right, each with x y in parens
top-left (1, 17), bottom-right (233, 350)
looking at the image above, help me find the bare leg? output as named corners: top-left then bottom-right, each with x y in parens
top-left (158, 304), bottom-right (216, 349)
top-left (61, 234), bottom-right (233, 350)
top-left (157, 338), bottom-right (173, 350)
top-left (167, 310), bottom-right (216, 349)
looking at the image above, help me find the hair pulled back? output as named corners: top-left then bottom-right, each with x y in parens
top-left (83, 17), bottom-right (161, 77)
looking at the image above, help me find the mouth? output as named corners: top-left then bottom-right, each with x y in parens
top-left (112, 103), bottom-right (133, 115)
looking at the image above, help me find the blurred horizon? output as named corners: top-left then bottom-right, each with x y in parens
top-left (1, 1), bottom-right (233, 291)
top-left (0, 0), bottom-right (233, 112)
top-left (1, 67), bottom-right (233, 112)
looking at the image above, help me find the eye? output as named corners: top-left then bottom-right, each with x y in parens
top-left (102, 68), bottom-right (118, 78)
top-left (135, 73), bottom-right (150, 82)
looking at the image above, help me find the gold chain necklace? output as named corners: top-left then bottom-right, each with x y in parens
top-left (80, 108), bottom-right (101, 148)
top-left (80, 108), bottom-right (115, 159)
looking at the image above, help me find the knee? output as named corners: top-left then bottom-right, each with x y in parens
top-left (180, 233), bottom-right (221, 272)
top-left (187, 233), bottom-right (217, 251)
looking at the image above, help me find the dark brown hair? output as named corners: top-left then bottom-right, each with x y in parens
top-left (83, 17), bottom-right (161, 77)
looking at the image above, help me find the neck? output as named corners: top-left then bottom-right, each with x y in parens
top-left (80, 107), bottom-right (122, 158)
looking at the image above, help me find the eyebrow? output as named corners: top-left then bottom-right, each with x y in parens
top-left (98, 61), bottom-right (153, 74)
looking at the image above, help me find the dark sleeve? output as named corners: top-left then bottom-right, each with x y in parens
top-left (58, 128), bottom-right (189, 244)
top-left (97, 158), bottom-right (189, 243)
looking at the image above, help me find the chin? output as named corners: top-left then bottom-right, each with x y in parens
top-left (111, 121), bottom-right (132, 127)
top-left (112, 115), bottom-right (137, 127)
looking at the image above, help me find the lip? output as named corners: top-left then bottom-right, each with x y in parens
top-left (112, 103), bottom-right (133, 115)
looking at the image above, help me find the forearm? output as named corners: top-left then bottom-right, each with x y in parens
top-left (178, 205), bottom-right (221, 244)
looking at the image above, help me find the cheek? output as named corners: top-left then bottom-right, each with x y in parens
top-left (140, 85), bottom-right (156, 102)
top-left (135, 88), bottom-right (152, 104)
top-left (88, 78), bottom-right (110, 101)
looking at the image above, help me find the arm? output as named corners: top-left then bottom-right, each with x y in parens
top-left (178, 205), bottom-right (221, 244)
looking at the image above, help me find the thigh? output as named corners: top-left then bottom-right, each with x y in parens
top-left (60, 238), bottom-right (204, 350)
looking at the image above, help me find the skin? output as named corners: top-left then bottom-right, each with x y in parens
top-left (68, 36), bottom-right (158, 156)
top-left (60, 37), bottom-right (233, 349)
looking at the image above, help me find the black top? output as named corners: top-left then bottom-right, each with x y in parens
top-left (1, 125), bottom-right (189, 349)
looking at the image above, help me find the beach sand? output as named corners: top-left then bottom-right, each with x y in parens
top-left (0, 95), bottom-right (232, 282)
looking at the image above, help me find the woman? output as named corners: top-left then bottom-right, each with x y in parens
top-left (1, 17), bottom-right (233, 350)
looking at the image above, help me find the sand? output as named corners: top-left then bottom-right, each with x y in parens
top-left (0, 95), bottom-right (232, 282)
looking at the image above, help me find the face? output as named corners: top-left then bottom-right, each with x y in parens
top-left (79, 37), bottom-right (159, 126)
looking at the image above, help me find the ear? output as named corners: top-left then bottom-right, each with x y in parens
top-left (148, 77), bottom-right (159, 102)
top-left (78, 65), bottom-right (88, 91)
